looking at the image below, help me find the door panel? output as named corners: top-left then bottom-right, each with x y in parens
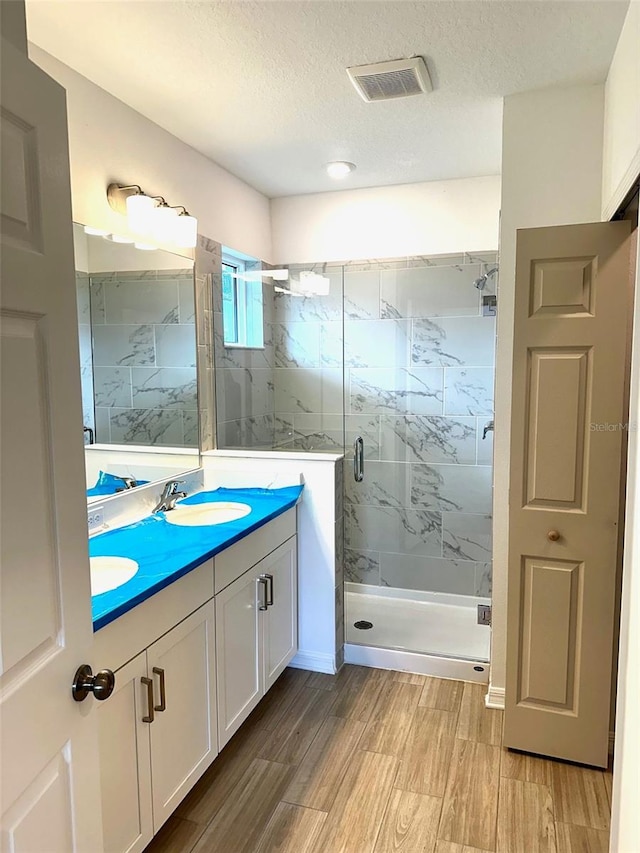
top-left (148, 603), bottom-right (217, 832)
top-left (215, 569), bottom-right (261, 748)
top-left (1, 752), bottom-right (73, 852)
top-left (263, 537), bottom-right (298, 691)
top-left (97, 653), bottom-right (153, 853)
top-left (506, 221), bottom-right (634, 767)
top-left (0, 35), bottom-right (103, 850)
top-left (524, 348), bottom-right (589, 508)
top-left (519, 557), bottom-right (581, 708)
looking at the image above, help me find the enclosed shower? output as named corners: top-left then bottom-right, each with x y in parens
top-left (215, 251), bottom-right (496, 674)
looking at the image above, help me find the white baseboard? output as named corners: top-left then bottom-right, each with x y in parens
top-left (289, 650), bottom-right (337, 674)
top-left (485, 682), bottom-right (506, 709)
top-left (344, 643), bottom-right (489, 683)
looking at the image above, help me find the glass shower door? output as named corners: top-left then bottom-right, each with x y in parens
top-left (342, 255), bottom-right (496, 661)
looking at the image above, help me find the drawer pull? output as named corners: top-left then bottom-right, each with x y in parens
top-left (153, 667), bottom-right (166, 712)
top-left (258, 576), bottom-right (268, 611)
top-left (264, 573), bottom-right (274, 606)
top-left (141, 677), bottom-right (154, 723)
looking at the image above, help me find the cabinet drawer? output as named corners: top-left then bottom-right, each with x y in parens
top-left (214, 508), bottom-right (296, 593)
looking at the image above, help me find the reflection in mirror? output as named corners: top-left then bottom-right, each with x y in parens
top-left (73, 223), bottom-right (199, 501)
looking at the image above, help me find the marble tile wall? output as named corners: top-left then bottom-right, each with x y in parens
top-left (89, 269), bottom-right (198, 447)
top-left (272, 255), bottom-right (497, 600)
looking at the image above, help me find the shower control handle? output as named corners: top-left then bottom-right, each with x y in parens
top-left (354, 437), bottom-right (364, 482)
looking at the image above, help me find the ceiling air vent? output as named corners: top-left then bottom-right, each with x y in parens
top-left (347, 57), bottom-right (432, 102)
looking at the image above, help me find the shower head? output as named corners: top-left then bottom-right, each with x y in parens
top-left (473, 274), bottom-right (488, 290)
top-left (473, 266), bottom-right (498, 290)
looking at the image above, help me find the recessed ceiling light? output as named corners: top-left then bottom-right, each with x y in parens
top-left (325, 161), bottom-right (356, 179)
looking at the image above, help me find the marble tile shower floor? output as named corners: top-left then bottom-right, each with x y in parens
top-left (345, 590), bottom-right (490, 661)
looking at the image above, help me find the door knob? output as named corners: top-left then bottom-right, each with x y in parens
top-left (547, 530), bottom-right (561, 542)
top-left (72, 664), bottom-right (115, 702)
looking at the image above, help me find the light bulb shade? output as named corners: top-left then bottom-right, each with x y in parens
top-left (175, 213), bottom-right (197, 248)
top-left (126, 193), bottom-right (155, 236)
top-left (151, 204), bottom-right (178, 243)
top-left (84, 225), bottom-right (110, 236)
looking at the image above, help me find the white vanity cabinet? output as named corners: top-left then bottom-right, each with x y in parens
top-left (94, 507), bottom-right (298, 853)
top-left (96, 602), bottom-right (217, 853)
top-left (216, 536), bottom-right (297, 747)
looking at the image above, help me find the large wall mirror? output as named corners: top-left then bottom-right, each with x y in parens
top-left (73, 223), bottom-right (200, 502)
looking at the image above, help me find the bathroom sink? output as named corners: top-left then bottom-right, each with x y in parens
top-left (90, 556), bottom-right (139, 596)
top-left (163, 501), bottom-right (251, 527)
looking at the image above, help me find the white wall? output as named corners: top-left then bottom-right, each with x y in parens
top-left (491, 84), bottom-right (605, 703)
top-left (28, 44), bottom-right (272, 262)
top-left (611, 232), bottom-right (640, 853)
top-left (270, 175), bottom-right (501, 264)
top-left (602, 1), bottom-right (640, 220)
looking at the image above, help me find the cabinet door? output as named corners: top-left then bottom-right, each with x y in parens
top-left (215, 566), bottom-right (262, 748)
top-left (147, 602), bottom-right (217, 832)
top-left (262, 537), bottom-right (298, 692)
top-left (97, 652), bottom-right (153, 853)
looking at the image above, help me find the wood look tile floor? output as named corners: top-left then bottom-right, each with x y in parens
top-left (145, 666), bottom-right (613, 853)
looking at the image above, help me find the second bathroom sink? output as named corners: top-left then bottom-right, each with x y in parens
top-left (90, 556), bottom-right (139, 596)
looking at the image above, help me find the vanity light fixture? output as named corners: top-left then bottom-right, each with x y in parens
top-left (107, 183), bottom-right (198, 249)
top-left (108, 234), bottom-right (135, 244)
top-left (172, 206), bottom-right (198, 249)
top-left (152, 201), bottom-right (179, 243)
top-left (84, 225), bottom-right (109, 236)
top-left (126, 191), bottom-right (155, 235)
top-left (134, 242), bottom-right (157, 251)
top-left (325, 161), bottom-right (356, 179)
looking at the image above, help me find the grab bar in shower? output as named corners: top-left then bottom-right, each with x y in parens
top-left (354, 436), bottom-right (364, 482)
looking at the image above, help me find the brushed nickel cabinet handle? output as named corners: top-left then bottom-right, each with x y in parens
top-left (141, 676), bottom-right (154, 723)
top-left (258, 576), bottom-right (268, 611)
top-left (153, 667), bottom-right (166, 712)
top-left (263, 573), bottom-right (274, 606)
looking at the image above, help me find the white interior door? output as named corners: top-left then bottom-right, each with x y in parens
top-left (505, 221), bottom-right (634, 768)
top-left (0, 35), bottom-right (104, 850)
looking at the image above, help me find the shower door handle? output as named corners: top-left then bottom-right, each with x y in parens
top-left (354, 436), bottom-right (364, 482)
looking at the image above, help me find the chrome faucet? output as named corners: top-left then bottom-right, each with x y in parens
top-left (482, 420), bottom-right (494, 440)
top-left (153, 480), bottom-right (187, 513)
top-left (116, 476), bottom-right (138, 491)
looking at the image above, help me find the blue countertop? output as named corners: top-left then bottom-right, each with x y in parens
top-left (90, 485), bottom-right (303, 631)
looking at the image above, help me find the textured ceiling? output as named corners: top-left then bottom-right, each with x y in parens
top-left (25, 0), bottom-right (628, 198)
